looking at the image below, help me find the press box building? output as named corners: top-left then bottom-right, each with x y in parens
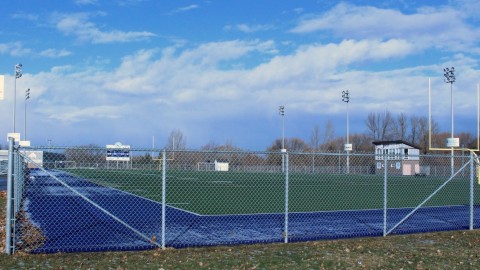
top-left (373, 140), bottom-right (421, 176)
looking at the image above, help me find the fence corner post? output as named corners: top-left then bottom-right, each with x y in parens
top-left (161, 149), bottom-right (166, 249)
top-left (383, 153), bottom-right (388, 237)
top-left (470, 151), bottom-right (474, 230)
top-left (5, 137), bottom-right (15, 254)
top-left (284, 152), bottom-right (289, 243)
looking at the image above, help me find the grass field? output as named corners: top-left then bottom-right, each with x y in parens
top-left (63, 168), bottom-right (480, 215)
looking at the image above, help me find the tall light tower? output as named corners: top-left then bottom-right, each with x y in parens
top-left (279, 105), bottom-right (286, 172)
top-left (342, 90), bottom-right (352, 174)
top-left (444, 67), bottom-right (456, 176)
top-left (24, 88), bottom-right (30, 140)
top-left (13, 63), bottom-right (22, 133)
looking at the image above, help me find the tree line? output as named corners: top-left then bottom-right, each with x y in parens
top-left (2, 110), bottom-right (477, 155)
top-left (193, 110), bottom-right (478, 154)
top-left (46, 112), bottom-right (479, 168)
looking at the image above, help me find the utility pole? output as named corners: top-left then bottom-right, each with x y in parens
top-left (444, 67), bottom-right (456, 176)
top-left (13, 63), bottom-right (22, 133)
top-left (24, 88), bottom-right (30, 140)
top-left (279, 105), bottom-right (286, 172)
top-left (342, 90), bottom-right (352, 174)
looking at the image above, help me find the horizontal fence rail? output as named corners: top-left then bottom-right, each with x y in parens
top-left (4, 145), bottom-right (480, 254)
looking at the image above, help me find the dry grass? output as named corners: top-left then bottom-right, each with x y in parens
top-left (15, 209), bottom-right (46, 252)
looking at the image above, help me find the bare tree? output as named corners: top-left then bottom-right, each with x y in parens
top-left (426, 116), bottom-right (442, 148)
top-left (365, 110), bottom-right (394, 141)
top-left (366, 112), bottom-right (379, 140)
top-left (201, 141), bottom-right (218, 151)
top-left (457, 132), bottom-right (478, 149)
top-left (322, 137), bottom-right (344, 152)
top-left (167, 129), bottom-right (187, 150)
top-left (392, 113), bottom-right (408, 141)
top-left (309, 125), bottom-right (321, 151)
top-left (350, 133), bottom-right (374, 152)
top-left (267, 138), bottom-right (310, 152)
top-left (431, 132), bottom-right (450, 153)
top-left (266, 137), bottom-right (310, 166)
top-left (379, 110), bottom-right (393, 141)
top-left (409, 115), bottom-right (420, 145)
top-left (418, 116), bottom-right (429, 153)
top-left (322, 120), bottom-right (335, 149)
top-left (65, 144), bottom-right (104, 164)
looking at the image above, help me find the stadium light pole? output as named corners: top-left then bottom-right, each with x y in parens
top-left (279, 105), bottom-right (286, 172)
top-left (444, 67), bottom-right (456, 176)
top-left (24, 88), bottom-right (30, 141)
top-left (13, 63), bottom-right (22, 133)
top-left (342, 90), bottom-right (351, 174)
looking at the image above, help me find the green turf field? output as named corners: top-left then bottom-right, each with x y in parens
top-left (63, 168), bottom-right (479, 215)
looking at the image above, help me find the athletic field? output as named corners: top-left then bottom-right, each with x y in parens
top-left (16, 167), bottom-right (480, 253)
top-left (64, 168), bottom-right (478, 215)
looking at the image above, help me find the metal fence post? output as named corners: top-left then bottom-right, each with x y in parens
top-left (383, 153), bottom-right (387, 236)
top-left (284, 152), bottom-right (289, 243)
top-left (470, 152), bottom-right (474, 230)
top-left (14, 151), bottom-right (22, 214)
top-left (161, 149), bottom-right (166, 249)
top-left (5, 137), bottom-right (14, 254)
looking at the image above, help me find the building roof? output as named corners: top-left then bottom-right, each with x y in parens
top-left (372, 140), bottom-right (420, 149)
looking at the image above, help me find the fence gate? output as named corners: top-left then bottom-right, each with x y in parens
top-left (385, 153), bottom-right (479, 236)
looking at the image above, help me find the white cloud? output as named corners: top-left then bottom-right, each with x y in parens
top-left (24, 38), bottom-right (420, 118)
top-left (39, 48), bottom-right (72, 58)
top-left (293, 8), bottom-right (304, 14)
top-left (224, 23), bottom-right (273, 33)
top-left (74, 0), bottom-right (98, 5)
top-left (11, 12), bottom-right (39, 21)
top-left (290, 3), bottom-right (480, 52)
top-left (173, 4), bottom-right (199, 13)
top-left (42, 105), bottom-right (125, 123)
top-left (52, 12), bottom-right (156, 43)
top-left (248, 39), bottom-right (414, 87)
top-left (454, 0), bottom-right (480, 19)
top-left (0, 42), bottom-right (71, 58)
top-left (0, 42), bottom-right (32, 57)
top-left (3, 37), bottom-right (479, 148)
top-left (103, 40), bottom-right (278, 93)
top-left (117, 0), bottom-right (148, 6)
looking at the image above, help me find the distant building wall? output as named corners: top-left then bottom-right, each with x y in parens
top-left (373, 140), bottom-right (421, 176)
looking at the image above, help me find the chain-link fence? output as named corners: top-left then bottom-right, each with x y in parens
top-left (4, 143), bottom-right (480, 254)
top-left (0, 150), bottom-right (8, 175)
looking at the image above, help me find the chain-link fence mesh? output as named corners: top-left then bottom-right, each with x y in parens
top-left (4, 146), bottom-right (480, 253)
top-left (386, 153), bottom-right (480, 235)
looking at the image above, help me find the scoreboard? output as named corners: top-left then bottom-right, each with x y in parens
top-left (106, 142), bottom-right (131, 161)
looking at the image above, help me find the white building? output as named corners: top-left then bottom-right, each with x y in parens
top-left (373, 140), bottom-right (421, 176)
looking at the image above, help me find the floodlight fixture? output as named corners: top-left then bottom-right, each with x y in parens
top-left (342, 90), bottom-right (349, 103)
top-left (15, 64), bottom-right (22, 79)
top-left (444, 67), bottom-right (455, 84)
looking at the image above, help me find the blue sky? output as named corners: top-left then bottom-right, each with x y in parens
top-left (1, 0), bottom-right (480, 150)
